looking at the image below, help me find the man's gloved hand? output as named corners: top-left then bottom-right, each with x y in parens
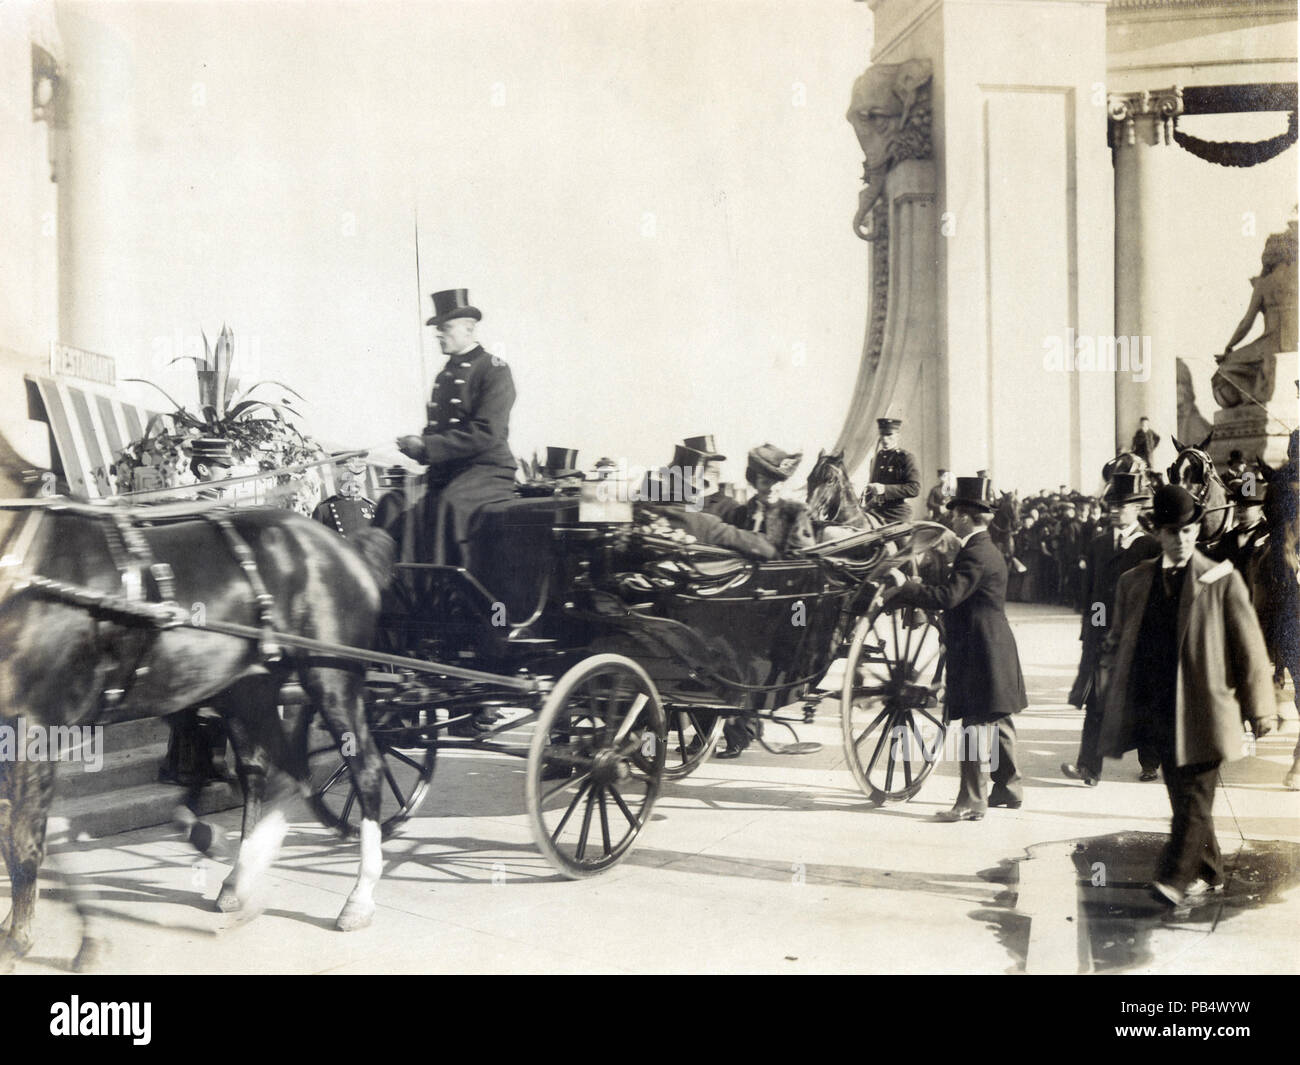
top-left (397, 435), bottom-right (425, 461)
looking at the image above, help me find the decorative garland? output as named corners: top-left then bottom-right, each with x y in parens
top-left (1173, 112), bottom-right (1297, 168)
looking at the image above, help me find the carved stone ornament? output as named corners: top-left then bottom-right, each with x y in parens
top-left (847, 58), bottom-right (933, 241)
top-left (1107, 87), bottom-right (1184, 147)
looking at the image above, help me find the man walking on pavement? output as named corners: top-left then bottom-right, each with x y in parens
top-left (885, 475), bottom-right (1028, 821)
top-left (1098, 485), bottom-right (1275, 906)
top-left (1063, 472), bottom-right (1162, 785)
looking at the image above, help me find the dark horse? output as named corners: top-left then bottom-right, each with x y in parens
top-left (0, 499), bottom-right (393, 971)
top-left (1168, 433), bottom-right (1232, 546)
top-left (806, 451), bottom-right (890, 534)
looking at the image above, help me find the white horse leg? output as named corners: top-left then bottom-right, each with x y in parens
top-left (231, 807), bottom-right (289, 908)
top-left (336, 818), bottom-right (381, 932)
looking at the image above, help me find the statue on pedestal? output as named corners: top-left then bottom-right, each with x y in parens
top-left (847, 58), bottom-right (933, 241)
top-left (1212, 221), bottom-right (1298, 409)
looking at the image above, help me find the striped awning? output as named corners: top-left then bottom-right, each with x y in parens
top-left (24, 374), bottom-right (162, 498)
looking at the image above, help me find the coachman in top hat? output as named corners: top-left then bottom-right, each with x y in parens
top-left (397, 289), bottom-right (517, 567)
top-left (861, 417), bottom-right (920, 524)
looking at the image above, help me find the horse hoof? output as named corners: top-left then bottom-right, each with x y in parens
top-left (72, 937), bottom-right (105, 973)
top-left (214, 885), bottom-right (242, 913)
top-left (0, 936), bottom-right (32, 974)
top-left (335, 900), bottom-right (374, 932)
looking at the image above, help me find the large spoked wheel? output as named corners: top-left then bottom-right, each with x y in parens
top-left (300, 702), bottom-right (437, 841)
top-left (841, 596), bottom-right (948, 804)
top-left (662, 706), bottom-right (725, 780)
top-left (526, 654), bottom-right (667, 878)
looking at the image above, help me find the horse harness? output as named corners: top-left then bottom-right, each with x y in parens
top-left (7, 504), bottom-right (284, 714)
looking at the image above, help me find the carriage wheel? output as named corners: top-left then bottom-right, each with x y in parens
top-left (661, 706), bottom-right (725, 780)
top-left (526, 654), bottom-right (667, 878)
top-left (840, 598), bottom-right (948, 804)
top-left (300, 706), bottom-right (437, 841)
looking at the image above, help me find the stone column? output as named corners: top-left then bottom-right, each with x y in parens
top-left (1110, 88), bottom-right (1183, 468)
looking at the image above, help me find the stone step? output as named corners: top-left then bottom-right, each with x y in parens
top-left (51, 780), bottom-right (241, 840)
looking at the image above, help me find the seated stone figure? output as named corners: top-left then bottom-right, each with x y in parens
top-left (1213, 223), bottom-right (1297, 409)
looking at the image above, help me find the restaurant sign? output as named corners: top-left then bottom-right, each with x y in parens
top-left (50, 342), bottom-right (116, 387)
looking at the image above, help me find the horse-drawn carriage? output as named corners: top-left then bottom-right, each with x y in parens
top-left (1, 452), bottom-right (960, 965)
top-left (296, 490), bottom-right (961, 877)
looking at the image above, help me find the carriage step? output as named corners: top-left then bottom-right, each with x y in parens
top-left (51, 780), bottom-right (241, 840)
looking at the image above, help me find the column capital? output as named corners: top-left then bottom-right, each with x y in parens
top-left (1108, 87), bottom-right (1184, 146)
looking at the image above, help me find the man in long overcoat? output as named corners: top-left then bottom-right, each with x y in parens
top-left (1063, 473), bottom-right (1161, 785)
top-left (1099, 485), bottom-right (1275, 905)
top-left (887, 475), bottom-right (1028, 820)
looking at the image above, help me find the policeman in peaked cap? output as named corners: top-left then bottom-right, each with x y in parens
top-left (861, 416), bottom-right (920, 524)
top-left (396, 288), bottom-right (518, 569)
top-left (312, 456), bottom-right (377, 540)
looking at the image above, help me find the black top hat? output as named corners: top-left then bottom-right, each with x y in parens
top-left (543, 447), bottom-right (581, 476)
top-left (947, 475), bottom-right (995, 512)
top-left (426, 288), bottom-right (482, 326)
top-left (1103, 472), bottom-right (1149, 504)
top-left (1228, 478), bottom-right (1267, 505)
top-left (1150, 484), bottom-right (1204, 528)
top-left (682, 435), bottom-right (725, 461)
top-left (190, 437), bottom-right (234, 466)
top-left (747, 444), bottom-right (802, 483)
top-left (877, 418), bottom-right (902, 433)
top-left (670, 444), bottom-right (710, 471)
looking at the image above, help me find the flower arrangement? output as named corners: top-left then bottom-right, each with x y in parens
top-left (112, 325), bottom-right (327, 514)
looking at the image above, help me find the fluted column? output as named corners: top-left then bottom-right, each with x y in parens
top-left (1110, 88), bottom-right (1183, 466)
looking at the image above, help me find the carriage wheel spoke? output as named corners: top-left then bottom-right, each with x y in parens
top-left (341, 786), bottom-right (357, 824)
top-left (900, 727), bottom-right (913, 788)
top-left (883, 724), bottom-right (899, 792)
top-left (864, 712), bottom-right (893, 776)
top-left (598, 789), bottom-right (613, 855)
top-left (574, 788), bottom-right (598, 860)
top-left (607, 782), bottom-right (638, 828)
top-left (853, 705), bottom-right (891, 751)
top-left (550, 780), bottom-right (591, 840)
top-left (542, 769), bottom-right (594, 805)
top-left (916, 706), bottom-right (945, 733)
top-left (319, 762), bottom-right (348, 795)
top-left (614, 693), bottom-right (648, 744)
top-left (388, 748), bottom-right (425, 773)
top-left (382, 763), bottom-right (407, 809)
top-left (308, 743), bottom-right (339, 759)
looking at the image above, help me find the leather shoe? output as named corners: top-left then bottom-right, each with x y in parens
top-left (715, 745), bottom-right (745, 760)
top-left (988, 790), bottom-right (1022, 809)
top-left (933, 806), bottom-right (985, 822)
top-left (1139, 768), bottom-right (1160, 782)
top-left (1185, 877), bottom-right (1224, 897)
top-left (1060, 763), bottom-right (1099, 787)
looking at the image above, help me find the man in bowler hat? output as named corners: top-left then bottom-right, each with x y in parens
top-left (397, 289), bottom-right (517, 569)
top-left (862, 417), bottom-right (920, 524)
top-left (1099, 485), bottom-right (1275, 905)
top-left (885, 475), bottom-right (1028, 820)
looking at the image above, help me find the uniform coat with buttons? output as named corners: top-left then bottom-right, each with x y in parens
top-left (414, 344), bottom-right (518, 564)
top-left (862, 447), bottom-right (920, 523)
top-left (1099, 551), bottom-right (1275, 766)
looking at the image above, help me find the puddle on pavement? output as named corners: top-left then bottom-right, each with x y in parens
top-left (978, 831), bottom-right (1300, 973)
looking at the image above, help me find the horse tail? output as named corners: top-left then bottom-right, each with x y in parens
top-left (349, 528), bottom-right (396, 591)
